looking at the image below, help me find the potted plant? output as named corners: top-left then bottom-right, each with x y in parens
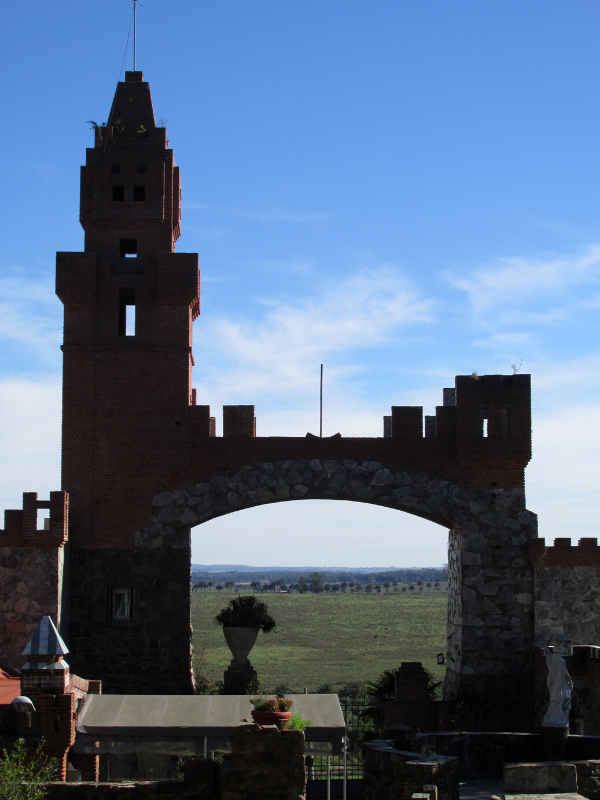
top-left (214, 596), bottom-right (276, 668)
top-left (250, 696), bottom-right (294, 729)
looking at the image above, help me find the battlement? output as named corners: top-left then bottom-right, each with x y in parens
top-left (529, 537), bottom-right (600, 566)
top-left (382, 374), bottom-right (531, 466)
top-left (0, 491), bottom-right (68, 548)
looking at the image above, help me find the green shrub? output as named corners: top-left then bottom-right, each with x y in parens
top-left (0, 738), bottom-right (58, 800)
top-left (286, 713), bottom-right (312, 731)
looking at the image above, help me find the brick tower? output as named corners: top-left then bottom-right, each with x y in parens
top-left (55, 72), bottom-right (202, 691)
top-left (56, 72), bottom-right (201, 550)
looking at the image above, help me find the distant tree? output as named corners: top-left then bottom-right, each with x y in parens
top-left (392, 580), bottom-right (398, 589)
top-left (309, 572), bottom-right (324, 593)
top-left (341, 581), bottom-right (348, 593)
top-left (383, 581), bottom-right (391, 593)
top-left (216, 584), bottom-right (223, 591)
top-left (408, 585), bottom-right (415, 592)
top-left (434, 581), bottom-right (440, 591)
top-left (290, 583), bottom-right (299, 593)
top-left (279, 582), bottom-right (288, 592)
top-left (365, 584), bottom-right (373, 594)
top-left (418, 586), bottom-right (424, 593)
top-left (332, 584), bottom-right (340, 593)
top-left (401, 586), bottom-right (407, 593)
top-left (250, 580), bottom-right (260, 593)
top-left (417, 579), bottom-right (424, 587)
top-left (208, 581), bottom-right (213, 591)
top-left (225, 581), bottom-right (234, 592)
top-left (324, 583), bottom-right (332, 593)
top-left (297, 576), bottom-right (309, 594)
top-left (349, 582), bottom-right (355, 591)
top-left (393, 586), bottom-right (399, 593)
top-left (375, 585), bottom-right (382, 593)
top-left (426, 582), bottom-right (432, 592)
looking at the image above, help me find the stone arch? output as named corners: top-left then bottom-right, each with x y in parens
top-left (134, 459), bottom-right (537, 700)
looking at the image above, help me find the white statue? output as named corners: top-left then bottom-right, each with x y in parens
top-left (541, 637), bottom-right (573, 728)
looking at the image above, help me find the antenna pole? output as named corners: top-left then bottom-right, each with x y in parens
top-left (320, 364), bottom-right (323, 438)
top-left (133, 0), bottom-right (137, 71)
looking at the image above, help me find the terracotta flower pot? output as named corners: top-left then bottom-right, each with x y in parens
top-left (223, 626), bottom-right (260, 665)
top-left (251, 710), bottom-right (292, 730)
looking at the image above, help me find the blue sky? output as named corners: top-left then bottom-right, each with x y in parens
top-left (1, 1), bottom-right (598, 567)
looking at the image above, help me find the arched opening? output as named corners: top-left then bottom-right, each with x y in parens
top-left (190, 499), bottom-right (449, 693)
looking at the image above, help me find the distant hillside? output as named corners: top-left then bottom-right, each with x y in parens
top-left (191, 566), bottom-right (447, 585)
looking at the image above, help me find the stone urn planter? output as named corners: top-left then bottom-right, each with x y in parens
top-left (214, 596), bottom-right (277, 694)
top-left (223, 626), bottom-right (260, 666)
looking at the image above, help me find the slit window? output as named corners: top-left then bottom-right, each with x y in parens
top-left (112, 185), bottom-right (125, 201)
top-left (482, 418), bottom-right (489, 438)
top-left (119, 288), bottom-right (136, 336)
top-left (133, 185), bottom-right (146, 201)
top-left (120, 239), bottom-right (137, 258)
top-left (500, 408), bottom-right (508, 437)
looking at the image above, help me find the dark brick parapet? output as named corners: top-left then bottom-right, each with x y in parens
top-left (529, 537), bottom-right (600, 566)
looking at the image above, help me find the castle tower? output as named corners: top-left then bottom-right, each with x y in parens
top-left (55, 73), bottom-right (202, 692)
top-left (56, 72), bottom-right (202, 550)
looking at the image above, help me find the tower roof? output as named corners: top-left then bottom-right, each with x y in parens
top-left (23, 616), bottom-right (69, 657)
top-left (106, 71), bottom-right (156, 137)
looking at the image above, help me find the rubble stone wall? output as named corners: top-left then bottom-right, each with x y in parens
top-left (530, 538), bottom-right (600, 645)
top-left (0, 544), bottom-right (65, 670)
top-left (131, 459), bottom-right (537, 700)
top-left (363, 739), bottom-right (459, 800)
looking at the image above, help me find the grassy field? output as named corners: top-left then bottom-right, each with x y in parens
top-left (191, 591), bottom-right (447, 692)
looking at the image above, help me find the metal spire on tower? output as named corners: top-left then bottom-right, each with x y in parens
top-left (133, 0), bottom-right (138, 71)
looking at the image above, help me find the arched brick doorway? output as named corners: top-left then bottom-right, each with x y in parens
top-left (133, 459), bottom-right (537, 702)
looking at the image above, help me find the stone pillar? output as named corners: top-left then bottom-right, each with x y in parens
top-left (222, 723), bottom-right (306, 800)
top-left (224, 662), bottom-right (258, 695)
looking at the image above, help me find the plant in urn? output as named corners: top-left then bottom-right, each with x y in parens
top-left (214, 595), bottom-right (276, 694)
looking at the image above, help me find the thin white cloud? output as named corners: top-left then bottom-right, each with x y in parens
top-left (526, 402), bottom-right (600, 541)
top-left (449, 245), bottom-right (600, 320)
top-left (196, 264), bottom-right (435, 402)
top-left (0, 378), bottom-right (62, 520)
top-left (0, 275), bottom-right (62, 364)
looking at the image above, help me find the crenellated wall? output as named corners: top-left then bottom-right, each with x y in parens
top-left (0, 492), bottom-right (69, 669)
top-left (530, 538), bottom-right (600, 645)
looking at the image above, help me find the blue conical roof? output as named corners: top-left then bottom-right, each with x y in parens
top-left (22, 616), bottom-right (69, 656)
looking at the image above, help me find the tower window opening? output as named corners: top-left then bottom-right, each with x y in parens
top-left (120, 239), bottom-right (137, 258)
top-left (112, 185), bottom-right (125, 201)
top-left (133, 185), bottom-right (146, 201)
top-left (111, 163), bottom-right (120, 173)
top-left (119, 288), bottom-right (136, 336)
top-left (137, 163), bottom-right (146, 173)
top-left (107, 586), bottom-right (137, 625)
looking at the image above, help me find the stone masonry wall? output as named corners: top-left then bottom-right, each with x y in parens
top-left (530, 538), bottom-right (600, 644)
top-left (363, 739), bottom-right (459, 800)
top-left (67, 544), bottom-right (192, 694)
top-left (0, 491), bottom-right (69, 670)
top-left (0, 546), bottom-right (64, 670)
top-left (125, 460), bottom-right (538, 704)
top-left (222, 724), bottom-right (306, 800)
